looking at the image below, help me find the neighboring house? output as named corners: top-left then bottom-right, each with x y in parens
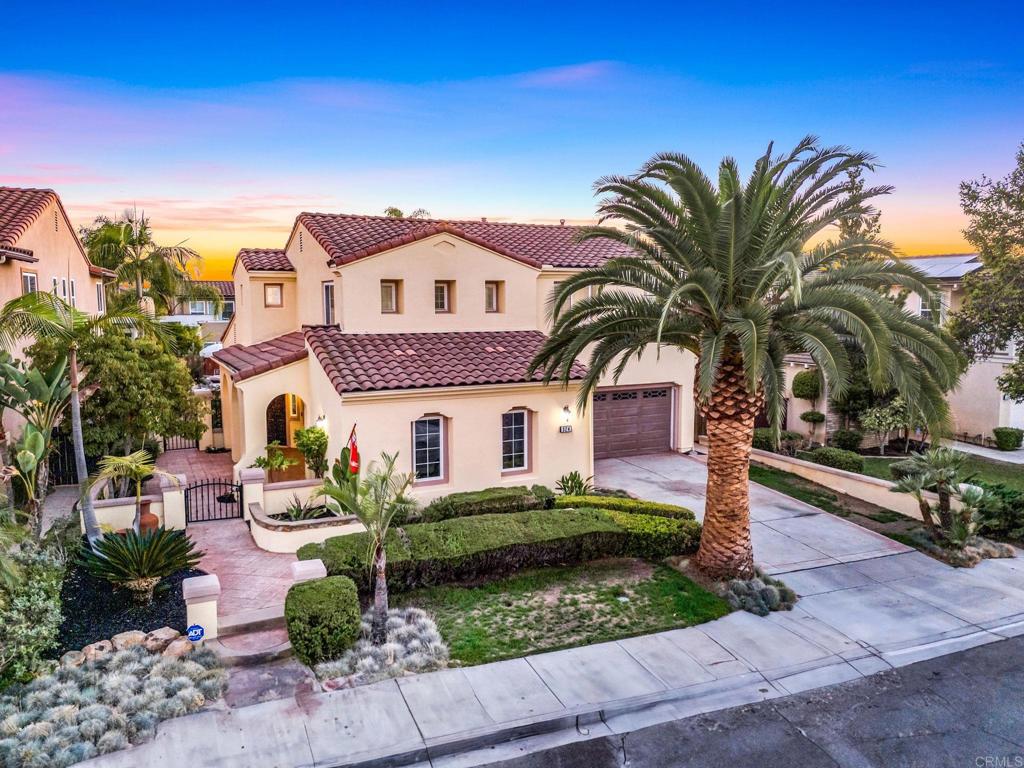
top-left (781, 253), bottom-right (1023, 445)
top-left (213, 214), bottom-right (696, 496)
top-left (0, 186), bottom-right (112, 440)
top-left (160, 279), bottom-right (235, 342)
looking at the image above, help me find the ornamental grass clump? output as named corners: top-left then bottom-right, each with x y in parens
top-left (315, 606), bottom-right (448, 686)
top-left (0, 645), bottom-right (226, 767)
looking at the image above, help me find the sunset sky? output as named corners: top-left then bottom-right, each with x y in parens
top-left (3, 1), bottom-right (1023, 279)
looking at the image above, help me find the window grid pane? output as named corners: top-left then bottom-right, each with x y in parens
top-left (381, 282), bottom-right (396, 312)
top-left (434, 282), bottom-right (449, 312)
top-left (413, 418), bottom-right (442, 479)
top-left (501, 411), bottom-right (526, 470)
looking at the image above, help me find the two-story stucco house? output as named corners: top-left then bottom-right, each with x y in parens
top-left (159, 279), bottom-right (235, 343)
top-left (213, 213), bottom-right (697, 498)
top-left (0, 186), bottom-right (112, 440)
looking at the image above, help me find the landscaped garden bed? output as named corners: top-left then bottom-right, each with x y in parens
top-left (397, 557), bottom-right (729, 665)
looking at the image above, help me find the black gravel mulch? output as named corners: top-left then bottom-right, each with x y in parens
top-left (54, 564), bottom-right (207, 656)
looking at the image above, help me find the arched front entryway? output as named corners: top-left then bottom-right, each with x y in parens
top-left (265, 393), bottom-right (307, 481)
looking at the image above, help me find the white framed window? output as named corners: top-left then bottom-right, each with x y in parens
top-left (412, 417), bottom-right (444, 481)
top-left (322, 281), bottom-right (336, 325)
top-left (189, 300), bottom-right (207, 315)
top-left (51, 277), bottom-right (59, 294)
top-left (434, 281), bottom-right (452, 313)
top-left (96, 283), bottom-right (106, 313)
top-left (501, 410), bottom-right (528, 471)
top-left (21, 271), bottom-right (37, 295)
top-left (69, 279), bottom-right (76, 307)
top-left (380, 280), bottom-right (399, 313)
top-left (485, 281), bottom-right (501, 313)
top-left (264, 283), bottom-right (283, 307)
top-left (61, 278), bottom-right (68, 300)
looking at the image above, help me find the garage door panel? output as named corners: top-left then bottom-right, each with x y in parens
top-left (593, 387), bottom-right (672, 460)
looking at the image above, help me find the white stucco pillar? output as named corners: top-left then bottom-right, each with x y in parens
top-left (182, 574), bottom-right (220, 641)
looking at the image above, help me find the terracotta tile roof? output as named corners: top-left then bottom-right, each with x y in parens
top-left (194, 279), bottom-right (235, 297)
top-left (0, 187), bottom-right (57, 249)
top-left (298, 213), bottom-right (635, 270)
top-left (237, 248), bottom-right (294, 272)
top-left (211, 331), bottom-right (307, 381)
top-left (305, 327), bottom-right (585, 394)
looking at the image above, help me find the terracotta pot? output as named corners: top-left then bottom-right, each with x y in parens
top-left (139, 500), bottom-right (159, 533)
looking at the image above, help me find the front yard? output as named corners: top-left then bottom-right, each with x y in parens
top-left (399, 558), bottom-right (730, 665)
top-left (861, 453), bottom-right (1024, 492)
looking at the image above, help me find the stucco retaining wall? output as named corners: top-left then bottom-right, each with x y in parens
top-left (248, 501), bottom-right (364, 553)
top-left (750, 448), bottom-right (957, 521)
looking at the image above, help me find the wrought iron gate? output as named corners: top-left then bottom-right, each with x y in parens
top-left (185, 480), bottom-right (242, 523)
top-left (164, 434), bottom-right (199, 451)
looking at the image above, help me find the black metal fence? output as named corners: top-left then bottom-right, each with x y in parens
top-left (184, 480), bottom-right (242, 522)
top-left (163, 434), bottom-right (199, 452)
top-left (46, 431), bottom-right (98, 487)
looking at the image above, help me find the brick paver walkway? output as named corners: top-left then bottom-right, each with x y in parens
top-left (188, 520), bottom-right (295, 616)
top-left (154, 448), bottom-right (235, 484)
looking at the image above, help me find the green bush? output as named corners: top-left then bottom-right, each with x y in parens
top-left (807, 447), bottom-right (864, 473)
top-left (992, 427), bottom-right (1024, 451)
top-left (554, 495), bottom-right (695, 520)
top-left (829, 429), bottom-right (863, 451)
top-left (299, 508), bottom-right (702, 592)
top-left (556, 471), bottom-right (594, 496)
top-left (285, 576), bottom-right (362, 666)
top-left (0, 546), bottom-right (64, 686)
top-left (791, 370), bottom-right (822, 401)
top-left (530, 484), bottom-right (556, 509)
top-left (421, 485), bottom-right (546, 522)
top-left (800, 410), bottom-right (825, 424)
top-left (80, 528), bottom-right (203, 604)
top-left (294, 426), bottom-right (329, 477)
top-left (975, 482), bottom-right (1024, 541)
top-left (889, 458), bottom-right (917, 481)
top-left (752, 428), bottom-right (803, 454)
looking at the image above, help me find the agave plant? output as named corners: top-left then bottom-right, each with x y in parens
top-left (80, 528), bottom-right (203, 604)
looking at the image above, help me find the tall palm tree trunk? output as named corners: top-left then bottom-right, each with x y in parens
top-left (69, 344), bottom-right (100, 543)
top-left (694, 359), bottom-right (761, 580)
top-left (371, 545), bottom-right (389, 644)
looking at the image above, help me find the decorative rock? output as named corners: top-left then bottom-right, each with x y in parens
top-left (82, 640), bottom-right (113, 661)
top-left (111, 630), bottom-right (147, 651)
top-left (144, 626), bottom-right (181, 652)
top-left (60, 650), bottom-right (85, 668)
top-left (162, 637), bottom-right (194, 658)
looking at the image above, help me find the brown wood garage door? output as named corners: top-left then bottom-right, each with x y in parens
top-left (593, 386), bottom-right (672, 459)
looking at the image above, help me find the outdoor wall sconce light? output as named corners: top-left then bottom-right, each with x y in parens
top-left (559, 406), bottom-right (573, 433)
top-left (315, 414), bottom-right (328, 430)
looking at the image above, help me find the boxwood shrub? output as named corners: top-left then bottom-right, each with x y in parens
top-left (992, 427), bottom-right (1024, 451)
top-left (299, 508), bottom-right (701, 592)
top-left (284, 575), bottom-right (361, 666)
top-left (752, 428), bottom-right (804, 455)
top-left (807, 446), bottom-right (865, 474)
top-left (554, 495), bottom-right (695, 520)
top-left (829, 429), bottom-right (863, 452)
top-left (420, 485), bottom-right (552, 522)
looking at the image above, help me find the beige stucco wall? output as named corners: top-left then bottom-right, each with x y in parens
top-left (947, 359), bottom-right (1012, 437)
top-left (230, 264), bottom-right (298, 347)
top-left (300, 362), bottom-right (593, 502)
top-left (2, 197), bottom-right (105, 440)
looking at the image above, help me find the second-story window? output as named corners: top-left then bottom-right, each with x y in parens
top-left (322, 281), bottom-right (336, 325)
top-left (434, 281), bottom-right (452, 313)
top-left (264, 283), bottom-right (283, 307)
top-left (381, 280), bottom-right (400, 313)
top-left (21, 271), bottom-right (37, 295)
top-left (485, 281), bottom-right (502, 313)
top-left (221, 300), bottom-right (234, 320)
top-left (69, 280), bottom-right (77, 308)
top-left (190, 300), bottom-right (207, 315)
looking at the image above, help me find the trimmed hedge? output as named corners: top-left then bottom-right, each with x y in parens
top-left (800, 410), bottom-right (825, 424)
top-left (752, 428), bottom-right (803, 454)
top-left (889, 458), bottom-right (917, 481)
top-left (285, 575), bottom-right (361, 666)
top-left (421, 485), bottom-right (551, 522)
top-left (299, 508), bottom-right (702, 592)
top-left (992, 427), bottom-right (1024, 451)
top-left (791, 369), bottom-right (822, 401)
top-left (554, 495), bottom-right (696, 520)
top-left (807, 446), bottom-right (865, 473)
top-left (829, 429), bottom-right (863, 451)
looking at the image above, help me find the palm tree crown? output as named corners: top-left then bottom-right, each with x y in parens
top-left (530, 137), bottom-right (965, 579)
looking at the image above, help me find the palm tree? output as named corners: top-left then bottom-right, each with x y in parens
top-left (89, 450), bottom-right (179, 531)
top-left (0, 291), bottom-right (174, 545)
top-left (82, 209), bottom-right (210, 313)
top-left (530, 137), bottom-right (964, 580)
top-left (317, 450), bottom-right (417, 643)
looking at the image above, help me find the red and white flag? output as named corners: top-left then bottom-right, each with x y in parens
top-left (346, 425), bottom-right (360, 475)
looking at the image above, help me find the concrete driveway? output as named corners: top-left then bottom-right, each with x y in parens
top-left (596, 452), bottom-right (911, 574)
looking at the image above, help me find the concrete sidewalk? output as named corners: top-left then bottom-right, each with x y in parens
top-left (84, 453), bottom-right (1024, 768)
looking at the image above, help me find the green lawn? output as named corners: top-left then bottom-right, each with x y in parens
top-left (398, 559), bottom-right (730, 665)
top-left (748, 463), bottom-right (847, 515)
top-left (862, 454), bottom-right (1024, 491)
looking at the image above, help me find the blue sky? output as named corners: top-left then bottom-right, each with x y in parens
top-left (2, 0), bottom-right (1022, 276)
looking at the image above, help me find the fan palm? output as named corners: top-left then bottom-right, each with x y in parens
top-left (0, 291), bottom-right (174, 546)
top-left (530, 137), bottom-right (964, 579)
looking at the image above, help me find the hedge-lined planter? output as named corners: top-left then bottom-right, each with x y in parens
top-left (554, 496), bottom-right (696, 519)
top-left (298, 508), bottom-right (701, 593)
top-left (248, 502), bottom-right (364, 553)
